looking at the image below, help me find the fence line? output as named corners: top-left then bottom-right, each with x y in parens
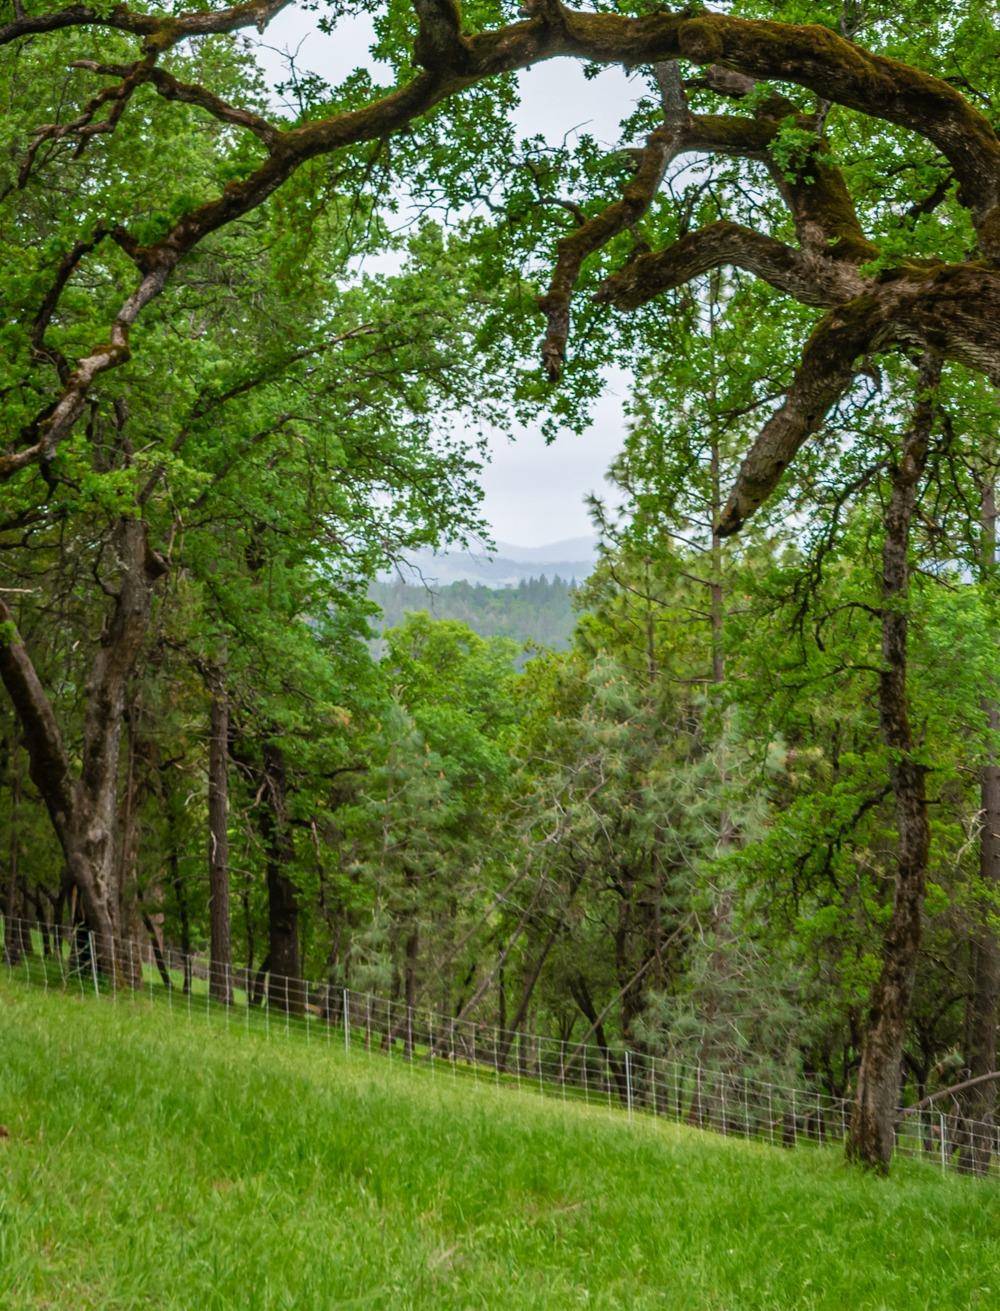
top-left (2, 913), bottom-right (996, 1179)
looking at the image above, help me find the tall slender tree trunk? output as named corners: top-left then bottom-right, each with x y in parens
top-left (403, 917), bottom-right (418, 1058)
top-left (115, 705), bottom-right (145, 986)
top-left (167, 810), bottom-right (193, 994)
top-left (496, 918), bottom-right (563, 1070)
top-left (695, 415), bottom-right (738, 1078)
top-left (960, 476), bottom-right (1000, 1173)
top-left (3, 734), bottom-right (21, 964)
top-left (260, 741), bottom-right (302, 1014)
top-left (847, 356), bottom-right (939, 1172)
top-left (207, 682), bottom-right (233, 1004)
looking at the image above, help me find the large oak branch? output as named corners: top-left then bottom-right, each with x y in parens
top-left (718, 266), bottom-right (1000, 534)
top-left (597, 220), bottom-right (868, 311)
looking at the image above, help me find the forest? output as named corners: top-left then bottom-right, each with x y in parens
top-left (369, 574), bottom-right (578, 650)
top-left (2, 0), bottom-right (1000, 1189)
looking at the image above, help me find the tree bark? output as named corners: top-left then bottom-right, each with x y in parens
top-left (3, 732), bottom-right (21, 965)
top-left (847, 357), bottom-right (939, 1172)
top-left (260, 741), bottom-right (303, 1014)
top-left (167, 809), bottom-right (193, 994)
top-left (569, 973), bottom-right (630, 1105)
top-left (403, 915), bottom-right (419, 1059)
top-left (114, 705), bottom-right (145, 986)
top-left (207, 682), bottom-right (233, 1004)
top-left (960, 476), bottom-right (1000, 1173)
top-left (0, 516), bottom-right (166, 975)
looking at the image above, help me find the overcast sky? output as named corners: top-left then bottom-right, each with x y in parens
top-left (253, 10), bottom-right (640, 546)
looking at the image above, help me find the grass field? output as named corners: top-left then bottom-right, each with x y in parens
top-left (1, 980), bottom-right (999, 1310)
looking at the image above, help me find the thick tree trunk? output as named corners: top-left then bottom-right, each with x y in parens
top-left (0, 516), bottom-right (165, 976)
top-left (207, 684), bottom-right (233, 1004)
top-left (960, 478), bottom-right (1000, 1173)
top-left (847, 358), bottom-right (938, 1172)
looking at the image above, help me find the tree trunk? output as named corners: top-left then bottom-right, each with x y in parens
top-left (167, 811), bottom-right (193, 994)
top-left (142, 912), bottom-right (174, 990)
top-left (403, 917), bottom-right (418, 1058)
top-left (847, 357), bottom-right (939, 1172)
top-left (0, 516), bottom-right (165, 976)
top-left (207, 683), bottom-right (233, 1004)
top-left (115, 705), bottom-right (145, 986)
top-left (260, 742), bottom-right (302, 1014)
top-left (694, 409), bottom-right (739, 1075)
top-left (496, 918), bottom-right (562, 1071)
top-left (569, 973), bottom-right (630, 1105)
top-left (3, 733), bottom-right (21, 965)
top-left (960, 476), bottom-right (1000, 1173)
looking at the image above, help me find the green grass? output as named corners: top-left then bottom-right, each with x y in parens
top-left (1, 982), bottom-right (998, 1310)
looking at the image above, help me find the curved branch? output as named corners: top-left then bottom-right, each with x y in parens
top-left (72, 60), bottom-right (280, 147)
top-left (29, 225), bottom-right (111, 378)
top-left (3, 71), bottom-right (453, 483)
top-left (0, 0), bottom-right (291, 47)
top-left (670, 14), bottom-right (1000, 252)
top-left (597, 220), bottom-right (867, 310)
top-left (539, 113), bottom-right (682, 380)
top-left (717, 294), bottom-right (889, 536)
top-left (7, 4), bottom-right (998, 256)
top-left (475, 8), bottom-right (1000, 253)
top-left (902, 1070), bottom-right (1000, 1114)
top-left (18, 55), bottom-right (155, 186)
top-left (5, 2), bottom-right (999, 488)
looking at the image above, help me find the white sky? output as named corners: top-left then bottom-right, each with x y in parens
top-left (253, 9), bottom-right (639, 546)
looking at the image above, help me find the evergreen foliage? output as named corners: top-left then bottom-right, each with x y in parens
top-left (369, 575), bottom-right (579, 652)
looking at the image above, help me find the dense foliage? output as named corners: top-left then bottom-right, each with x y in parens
top-left (369, 575), bottom-right (579, 652)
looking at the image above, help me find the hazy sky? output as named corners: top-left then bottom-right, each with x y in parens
top-left (253, 10), bottom-right (641, 546)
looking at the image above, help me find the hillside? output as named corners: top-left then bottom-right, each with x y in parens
top-left (2, 981), bottom-right (997, 1310)
top-left (369, 574), bottom-right (579, 651)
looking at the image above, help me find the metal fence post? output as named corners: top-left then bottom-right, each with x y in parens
top-left (939, 1112), bottom-right (947, 1171)
top-left (88, 932), bottom-right (100, 999)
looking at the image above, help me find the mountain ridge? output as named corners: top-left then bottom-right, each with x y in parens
top-left (386, 536), bottom-right (598, 588)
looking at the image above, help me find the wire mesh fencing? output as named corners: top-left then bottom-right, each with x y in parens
top-left (2, 912), bottom-right (997, 1179)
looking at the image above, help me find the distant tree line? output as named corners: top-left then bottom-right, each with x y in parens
top-left (368, 576), bottom-right (579, 654)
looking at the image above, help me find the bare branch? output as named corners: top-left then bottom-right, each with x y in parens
top-left (72, 60), bottom-right (280, 147)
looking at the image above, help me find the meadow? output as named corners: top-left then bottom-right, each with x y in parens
top-left (1, 980), bottom-right (999, 1309)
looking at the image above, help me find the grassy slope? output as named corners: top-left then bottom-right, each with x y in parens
top-left (1, 982), bottom-right (998, 1311)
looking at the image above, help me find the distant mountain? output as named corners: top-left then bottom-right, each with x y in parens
top-left (491, 537), bottom-right (598, 567)
top-left (384, 537), bottom-right (599, 588)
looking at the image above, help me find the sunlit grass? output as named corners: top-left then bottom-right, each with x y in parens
top-left (1, 980), bottom-right (998, 1309)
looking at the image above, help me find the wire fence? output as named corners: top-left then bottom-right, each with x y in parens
top-left (2, 913), bottom-right (997, 1179)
